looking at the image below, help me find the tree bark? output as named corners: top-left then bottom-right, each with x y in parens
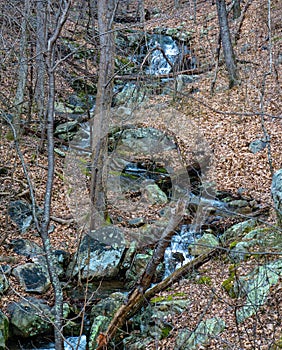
top-left (90, 0), bottom-right (116, 230)
top-left (13, 0), bottom-right (30, 136)
top-left (216, 0), bottom-right (239, 88)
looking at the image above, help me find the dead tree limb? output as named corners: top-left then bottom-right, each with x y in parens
top-left (97, 199), bottom-right (186, 349)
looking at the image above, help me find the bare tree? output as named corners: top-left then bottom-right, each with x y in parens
top-left (90, 0), bottom-right (116, 230)
top-left (40, 1), bottom-right (72, 349)
top-left (216, 0), bottom-right (239, 88)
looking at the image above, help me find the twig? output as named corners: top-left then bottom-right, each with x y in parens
top-left (50, 215), bottom-right (74, 225)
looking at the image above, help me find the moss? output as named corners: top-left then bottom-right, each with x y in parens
top-left (161, 324), bottom-right (173, 339)
top-left (196, 276), bottom-right (212, 285)
top-left (229, 241), bottom-right (238, 249)
top-left (150, 292), bottom-right (186, 304)
top-left (222, 264), bottom-right (237, 298)
top-left (271, 337), bottom-right (282, 349)
top-left (5, 131), bottom-right (14, 141)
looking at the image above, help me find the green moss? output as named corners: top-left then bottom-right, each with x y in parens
top-left (6, 131), bottom-right (14, 141)
top-left (196, 276), bottom-right (212, 285)
top-left (161, 324), bottom-right (173, 339)
top-left (222, 264), bottom-right (237, 298)
top-left (229, 241), bottom-right (238, 249)
top-left (150, 292), bottom-right (186, 304)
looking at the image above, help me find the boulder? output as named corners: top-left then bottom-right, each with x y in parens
top-left (143, 182), bottom-right (168, 205)
top-left (66, 232), bottom-right (126, 280)
top-left (175, 317), bottom-right (225, 349)
top-left (233, 259), bottom-right (282, 323)
top-left (220, 219), bottom-right (257, 244)
top-left (12, 263), bottom-right (51, 293)
top-left (11, 238), bottom-right (43, 257)
top-left (0, 310), bottom-right (9, 349)
top-left (11, 239), bottom-right (68, 278)
top-left (8, 201), bottom-right (42, 233)
top-left (271, 169), bottom-right (282, 225)
top-left (8, 297), bottom-right (52, 337)
top-left (189, 233), bottom-right (219, 256)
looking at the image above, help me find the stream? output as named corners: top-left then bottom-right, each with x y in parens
top-left (10, 33), bottom-right (223, 350)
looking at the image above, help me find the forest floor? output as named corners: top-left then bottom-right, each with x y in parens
top-left (0, 0), bottom-right (282, 348)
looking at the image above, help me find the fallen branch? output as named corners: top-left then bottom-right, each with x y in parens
top-left (97, 199), bottom-right (186, 349)
top-left (115, 64), bottom-right (214, 81)
top-left (97, 247), bottom-right (220, 349)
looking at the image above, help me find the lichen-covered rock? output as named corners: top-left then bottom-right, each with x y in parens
top-left (0, 310), bottom-right (9, 349)
top-left (220, 219), bottom-right (257, 244)
top-left (143, 182), bottom-right (168, 205)
top-left (234, 259), bottom-right (282, 323)
top-left (88, 315), bottom-right (109, 350)
top-left (66, 233), bottom-right (126, 280)
top-left (175, 317), bottom-right (225, 349)
top-left (189, 233), bottom-right (219, 256)
top-left (8, 297), bottom-right (52, 337)
top-left (90, 292), bottom-right (126, 320)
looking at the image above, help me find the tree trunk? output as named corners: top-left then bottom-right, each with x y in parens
top-left (90, 0), bottom-right (115, 230)
top-left (13, 0), bottom-right (30, 136)
top-left (41, 2), bottom-right (72, 349)
top-left (35, 0), bottom-right (47, 122)
top-left (216, 0), bottom-right (239, 88)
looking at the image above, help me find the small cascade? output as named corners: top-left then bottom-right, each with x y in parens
top-left (164, 225), bottom-right (202, 278)
top-left (146, 34), bottom-right (180, 75)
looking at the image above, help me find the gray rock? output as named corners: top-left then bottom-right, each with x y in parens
top-left (88, 292), bottom-right (126, 349)
top-left (66, 233), bottom-right (126, 280)
top-left (220, 219), bottom-right (257, 244)
top-left (230, 241), bottom-right (250, 262)
top-left (143, 182), bottom-right (168, 205)
top-left (11, 239), bottom-right (67, 278)
top-left (234, 259), bottom-right (282, 323)
top-left (88, 315), bottom-right (109, 350)
top-left (0, 310), bottom-right (9, 349)
top-left (12, 263), bottom-right (51, 293)
top-left (125, 251), bottom-right (164, 288)
top-left (8, 201), bottom-right (42, 233)
top-left (126, 298), bottom-right (190, 348)
top-left (11, 238), bottom-right (43, 257)
top-left (189, 233), bottom-right (219, 256)
top-left (8, 297), bottom-right (52, 337)
top-left (175, 317), bottom-right (225, 349)
top-left (249, 139), bottom-right (267, 154)
top-left (91, 292), bottom-right (126, 320)
top-left (271, 169), bottom-right (282, 225)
